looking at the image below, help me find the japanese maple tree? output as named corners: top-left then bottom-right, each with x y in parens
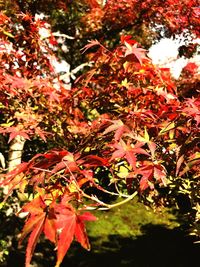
top-left (0, 1), bottom-right (200, 267)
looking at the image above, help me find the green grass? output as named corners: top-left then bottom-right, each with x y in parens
top-left (62, 199), bottom-right (200, 267)
top-left (86, 198), bottom-right (179, 245)
top-left (60, 199), bottom-right (200, 267)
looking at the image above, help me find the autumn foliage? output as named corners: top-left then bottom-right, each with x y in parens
top-left (0, 2), bottom-right (200, 267)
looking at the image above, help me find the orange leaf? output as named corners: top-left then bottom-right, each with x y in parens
top-left (55, 209), bottom-right (76, 267)
top-left (18, 197), bottom-right (46, 249)
top-left (75, 216), bottom-right (90, 250)
top-left (43, 207), bottom-right (57, 243)
top-left (19, 213), bottom-right (45, 245)
top-left (25, 215), bottom-right (45, 267)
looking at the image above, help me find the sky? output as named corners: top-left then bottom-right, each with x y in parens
top-left (148, 37), bottom-right (200, 79)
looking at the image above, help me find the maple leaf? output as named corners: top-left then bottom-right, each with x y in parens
top-left (54, 201), bottom-right (96, 267)
top-left (120, 35), bottom-right (137, 45)
top-left (133, 129), bottom-right (157, 159)
top-left (110, 139), bottom-right (149, 169)
top-left (54, 204), bottom-right (76, 267)
top-left (183, 62), bottom-right (198, 74)
top-left (153, 164), bottom-right (167, 186)
top-left (123, 42), bottom-right (148, 64)
top-left (0, 127), bottom-right (30, 143)
top-left (25, 215), bottom-right (46, 267)
top-left (182, 98), bottom-right (200, 126)
top-left (81, 39), bottom-right (101, 54)
top-left (192, 7), bottom-right (200, 17)
top-left (18, 197), bottom-right (46, 240)
top-left (82, 155), bottom-right (109, 167)
top-left (18, 197), bottom-right (96, 267)
top-left (75, 216), bottom-right (90, 250)
top-left (137, 164), bottom-right (154, 191)
top-left (34, 127), bottom-right (48, 142)
top-left (155, 86), bottom-right (177, 103)
top-left (78, 211), bottom-right (97, 222)
top-left (8, 131), bottom-right (30, 143)
top-left (33, 150), bottom-right (69, 171)
top-left (0, 162), bottom-right (32, 201)
top-left (102, 119), bottom-right (130, 141)
top-left (43, 206), bottom-right (57, 243)
top-left (175, 155), bottom-right (185, 177)
top-left (0, 13), bottom-right (10, 24)
top-left (75, 211), bottom-right (96, 250)
top-left (1, 162), bottom-right (30, 187)
top-left (43, 87), bottom-right (60, 104)
top-left (137, 162), bottom-right (166, 191)
top-left (159, 121), bottom-right (175, 135)
top-left (51, 156), bottom-right (80, 176)
top-left (18, 197), bottom-right (47, 267)
top-left (85, 0), bottom-right (100, 9)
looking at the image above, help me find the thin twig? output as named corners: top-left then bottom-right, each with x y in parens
top-left (82, 191), bottom-right (138, 210)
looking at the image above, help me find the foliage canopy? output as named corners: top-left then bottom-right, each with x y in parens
top-left (0, 1), bottom-right (199, 266)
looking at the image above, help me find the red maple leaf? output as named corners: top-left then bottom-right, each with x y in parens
top-left (75, 211), bottom-right (96, 250)
top-left (110, 139), bottom-right (149, 169)
top-left (18, 197), bottom-right (47, 267)
top-left (54, 204), bottom-right (76, 267)
top-left (103, 119), bottom-right (130, 141)
top-left (182, 98), bottom-right (200, 125)
top-left (8, 131), bottom-right (30, 143)
top-left (82, 155), bottom-right (109, 167)
top-left (18, 195), bottom-right (96, 267)
top-left (0, 127), bottom-right (30, 143)
top-left (54, 200), bottom-right (96, 267)
top-left (0, 13), bottom-right (10, 24)
top-left (123, 42), bottom-right (149, 64)
top-left (137, 162), bottom-right (166, 191)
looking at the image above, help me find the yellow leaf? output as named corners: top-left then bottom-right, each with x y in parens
top-left (0, 202), bottom-right (5, 209)
top-left (68, 182), bottom-right (77, 193)
top-left (144, 127), bottom-right (150, 141)
top-left (0, 121), bottom-right (15, 127)
top-left (169, 129), bottom-right (175, 140)
top-left (117, 165), bottom-right (129, 178)
top-left (159, 122), bottom-right (175, 135)
top-left (3, 30), bottom-right (14, 38)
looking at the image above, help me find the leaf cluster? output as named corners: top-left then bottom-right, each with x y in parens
top-left (0, 6), bottom-right (199, 267)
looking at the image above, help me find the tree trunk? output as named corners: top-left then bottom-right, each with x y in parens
top-left (8, 135), bottom-right (26, 172)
